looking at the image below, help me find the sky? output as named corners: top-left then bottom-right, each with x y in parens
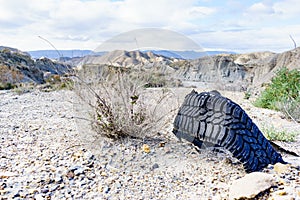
top-left (0, 0), bottom-right (300, 53)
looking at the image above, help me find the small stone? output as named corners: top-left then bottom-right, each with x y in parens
top-left (115, 181), bottom-right (122, 189)
top-left (28, 189), bottom-right (38, 194)
top-left (101, 172), bottom-right (107, 177)
top-left (274, 163), bottom-right (289, 174)
top-left (41, 188), bottom-right (49, 193)
top-left (66, 171), bottom-right (75, 180)
top-left (103, 186), bottom-right (110, 194)
top-left (35, 193), bottom-right (44, 200)
top-left (278, 178), bottom-right (285, 185)
top-left (107, 165), bottom-right (119, 173)
top-left (98, 185), bottom-right (103, 192)
top-left (151, 163), bottom-right (159, 170)
top-left (229, 172), bottom-right (276, 200)
top-left (0, 183), bottom-right (6, 190)
top-left (13, 190), bottom-right (21, 198)
top-left (159, 142), bottom-right (165, 147)
top-left (83, 151), bottom-right (95, 160)
top-left (0, 171), bottom-right (18, 178)
top-left (164, 147), bottom-right (171, 154)
top-left (50, 185), bottom-right (59, 192)
top-left (87, 172), bottom-right (96, 179)
top-left (0, 189), bottom-right (7, 195)
top-left (55, 175), bottom-right (63, 183)
top-left (72, 151), bottom-right (83, 159)
top-left (74, 167), bottom-right (85, 176)
top-left (276, 190), bottom-right (287, 196)
top-left (142, 144), bottom-right (150, 153)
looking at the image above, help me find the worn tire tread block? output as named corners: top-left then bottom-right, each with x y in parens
top-left (173, 90), bottom-right (285, 172)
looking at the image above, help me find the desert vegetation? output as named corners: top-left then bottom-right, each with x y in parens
top-left (254, 67), bottom-right (300, 122)
top-left (0, 64), bottom-right (23, 89)
top-left (40, 74), bottom-right (74, 91)
top-left (262, 125), bottom-right (298, 142)
top-left (74, 64), bottom-right (178, 139)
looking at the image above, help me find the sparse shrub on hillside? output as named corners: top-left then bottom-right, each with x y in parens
top-left (129, 67), bottom-right (181, 88)
top-left (75, 64), bottom-right (178, 139)
top-left (0, 82), bottom-right (16, 90)
top-left (12, 83), bottom-right (35, 94)
top-left (169, 60), bottom-right (191, 70)
top-left (262, 125), bottom-right (298, 142)
top-left (254, 67), bottom-right (300, 122)
top-left (142, 72), bottom-right (167, 88)
top-left (40, 74), bottom-right (74, 92)
top-left (0, 65), bottom-right (23, 90)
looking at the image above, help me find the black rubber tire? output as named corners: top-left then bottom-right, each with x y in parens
top-left (173, 90), bottom-right (285, 172)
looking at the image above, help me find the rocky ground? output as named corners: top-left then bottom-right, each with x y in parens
top-left (0, 88), bottom-right (299, 199)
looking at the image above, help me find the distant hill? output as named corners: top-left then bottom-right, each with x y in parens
top-left (28, 50), bottom-right (94, 59)
top-left (0, 46), bottom-right (19, 52)
top-left (0, 46), bottom-right (30, 56)
top-left (147, 50), bottom-right (236, 59)
top-left (77, 50), bottom-right (176, 70)
top-left (27, 49), bottom-right (235, 60)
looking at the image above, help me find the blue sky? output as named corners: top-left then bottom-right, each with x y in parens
top-left (0, 0), bottom-right (299, 53)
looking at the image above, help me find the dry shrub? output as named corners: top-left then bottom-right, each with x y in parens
top-left (278, 98), bottom-right (300, 123)
top-left (0, 65), bottom-right (23, 89)
top-left (0, 65), bottom-right (23, 83)
top-left (75, 64), bottom-right (178, 139)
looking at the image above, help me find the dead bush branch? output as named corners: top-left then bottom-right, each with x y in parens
top-left (74, 64), bottom-right (179, 139)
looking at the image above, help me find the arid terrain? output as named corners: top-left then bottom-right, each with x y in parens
top-left (1, 46), bottom-right (300, 199)
top-left (0, 87), bottom-right (299, 199)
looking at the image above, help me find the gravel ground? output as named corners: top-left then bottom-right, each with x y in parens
top-left (0, 88), bottom-right (299, 199)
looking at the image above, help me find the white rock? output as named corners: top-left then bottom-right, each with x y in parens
top-left (34, 193), bottom-right (44, 200)
top-left (229, 172), bottom-right (276, 200)
top-left (0, 171), bottom-right (18, 178)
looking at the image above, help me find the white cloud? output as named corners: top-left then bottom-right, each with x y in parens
top-left (0, 1), bottom-right (34, 28)
top-left (0, 0), bottom-right (300, 52)
top-left (95, 28), bottom-right (202, 52)
top-left (241, 0), bottom-right (300, 27)
top-left (273, 0), bottom-right (300, 19)
top-left (240, 1), bottom-right (277, 26)
top-left (192, 24), bottom-right (300, 53)
top-left (0, 0), bottom-right (217, 50)
top-left (113, 0), bottom-right (215, 31)
top-left (246, 2), bottom-right (274, 15)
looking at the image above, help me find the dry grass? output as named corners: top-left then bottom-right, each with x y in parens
top-left (74, 64), bottom-right (179, 139)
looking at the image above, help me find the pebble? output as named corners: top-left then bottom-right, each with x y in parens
top-left (151, 163), bottom-right (159, 170)
top-left (274, 162), bottom-right (290, 174)
top-left (35, 193), bottom-right (44, 200)
top-left (142, 144), bottom-right (151, 153)
top-left (41, 188), bottom-right (49, 193)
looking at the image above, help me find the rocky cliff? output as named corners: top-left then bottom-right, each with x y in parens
top-left (78, 48), bottom-right (300, 91)
top-left (175, 49), bottom-right (300, 90)
top-left (0, 47), bottom-right (73, 86)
